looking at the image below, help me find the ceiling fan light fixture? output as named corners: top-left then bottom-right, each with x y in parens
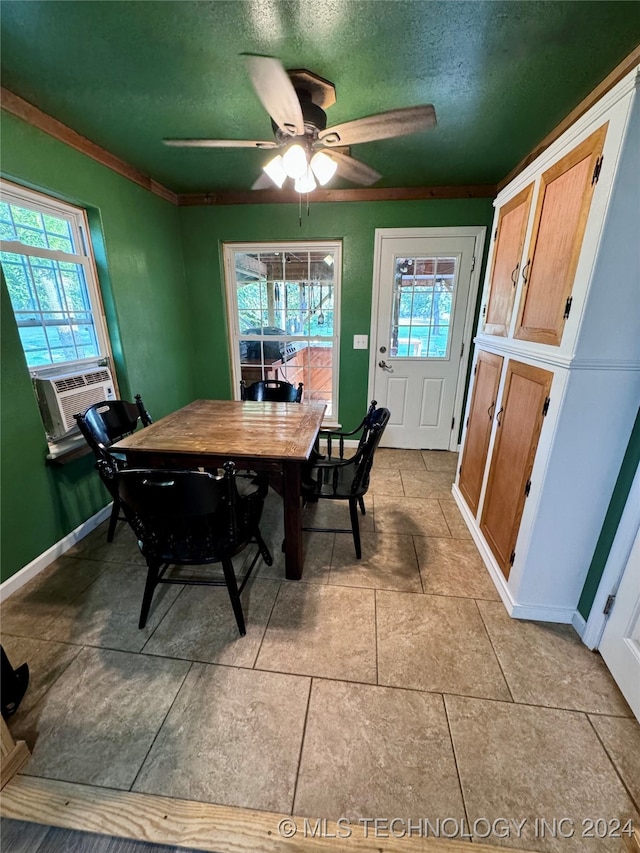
top-left (282, 143), bottom-right (308, 179)
top-left (262, 154), bottom-right (287, 188)
top-left (294, 166), bottom-right (317, 194)
top-left (310, 151), bottom-right (338, 186)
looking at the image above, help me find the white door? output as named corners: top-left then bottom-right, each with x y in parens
top-left (599, 523), bottom-right (640, 720)
top-left (370, 229), bottom-right (482, 449)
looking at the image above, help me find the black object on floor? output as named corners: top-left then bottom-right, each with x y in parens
top-left (1, 646), bottom-right (29, 719)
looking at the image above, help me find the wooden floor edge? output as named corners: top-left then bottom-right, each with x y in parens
top-left (0, 775), bottom-right (541, 853)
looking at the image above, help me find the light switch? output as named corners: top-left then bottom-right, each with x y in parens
top-left (353, 335), bottom-right (368, 350)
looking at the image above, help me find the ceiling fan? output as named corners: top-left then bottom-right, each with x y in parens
top-left (163, 56), bottom-right (437, 192)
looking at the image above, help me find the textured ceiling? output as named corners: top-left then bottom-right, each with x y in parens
top-left (1, 1), bottom-right (639, 194)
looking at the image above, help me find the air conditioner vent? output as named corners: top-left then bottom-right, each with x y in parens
top-left (54, 375), bottom-right (87, 392)
top-left (84, 369), bottom-right (111, 385)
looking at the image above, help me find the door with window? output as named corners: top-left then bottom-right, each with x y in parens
top-left (371, 229), bottom-right (482, 449)
top-left (224, 243), bottom-right (340, 420)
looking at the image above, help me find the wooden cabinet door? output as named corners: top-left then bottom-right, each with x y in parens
top-left (484, 184), bottom-right (534, 336)
top-left (458, 350), bottom-right (503, 516)
top-left (480, 360), bottom-right (553, 578)
top-left (515, 124), bottom-right (607, 345)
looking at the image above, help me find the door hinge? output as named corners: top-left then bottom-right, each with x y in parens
top-left (493, 227), bottom-right (498, 241)
top-left (542, 396), bottom-right (550, 417)
top-left (509, 550), bottom-right (516, 566)
top-left (474, 363), bottom-right (478, 376)
top-left (465, 416), bottom-right (469, 428)
top-left (482, 304), bottom-right (487, 318)
top-left (563, 296), bottom-right (573, 319)
top-left (460, 341), bottom-right (464, 358)
top-left (524, 479), bottom-right (531, 497)
top-left (451, 416), bottom-right (455, 430)
top-left (592, 155), bottom-right (604, 185)
top-left (603, 593), bottom-right (616, 615)
top-left (471, 256), bottom-right (476, 272)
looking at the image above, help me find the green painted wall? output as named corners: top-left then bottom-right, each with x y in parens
top-left (1, 114), bottom-right (193, 582)
top-left (578, 408), bottom-right (640, 620)
top-left (179, 199), bottom-right (494, 431)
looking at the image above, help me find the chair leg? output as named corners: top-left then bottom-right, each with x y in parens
top-left (107, 498), bottom-right (120, 542)
top-left (358, 496), bottom-right (366, 516)
top-left (349, 497), bottom-right (362, 559)
top-left (254, 529), bottom-right (273, 566)
top-left (139, 560), bottom-right (161, 629)
top-left (222, 558), bottom-right (246, 636)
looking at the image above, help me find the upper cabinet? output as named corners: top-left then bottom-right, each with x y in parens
top-left (480, 69), bottom-right (639, 363)
top-left (514, 125), bottom-right (607, 345)
top-left (483, 184), bottom-right (534, 337)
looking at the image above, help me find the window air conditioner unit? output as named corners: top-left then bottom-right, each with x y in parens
top-left (34, 367), bottom-right (115, 441)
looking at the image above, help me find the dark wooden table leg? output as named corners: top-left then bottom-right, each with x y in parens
top-left (282, 460), bottom-right (303, 580)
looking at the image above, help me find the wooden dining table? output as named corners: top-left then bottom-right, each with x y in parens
top-left (110, 399), bottom-right (326, 580)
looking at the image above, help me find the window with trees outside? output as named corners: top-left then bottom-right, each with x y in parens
top-left (0, 181), bottom-right (109, 371)
top-left (224, 242), bottom-right (341, 421)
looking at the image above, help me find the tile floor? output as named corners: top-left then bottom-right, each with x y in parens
top-left (1, 448), bottom-right (638, 852)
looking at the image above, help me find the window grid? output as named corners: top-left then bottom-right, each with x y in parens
top-left (1, 184), bottom-right (104, 370)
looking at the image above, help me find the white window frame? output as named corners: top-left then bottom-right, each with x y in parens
top-left (223, 241), bottom-right (342, 425)
top-left (0, 179), bottom-right (112, 377)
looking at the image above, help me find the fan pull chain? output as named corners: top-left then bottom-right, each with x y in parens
top-left (298, 193), bottom-right (302, 228)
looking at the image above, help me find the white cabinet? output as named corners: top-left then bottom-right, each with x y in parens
top-left (453, 66), bottom-right (640, 623)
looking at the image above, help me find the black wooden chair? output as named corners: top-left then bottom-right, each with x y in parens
top-left (74, 395), bottom-right (152, 542)
top-left (311, 400), bottom-right (379, 516)
top-left (240, 379), bottom-right (303, 402)
top-left (115, 463), bottom-right (273, 635)
top-left (302, 406), bottom-right (390, 558)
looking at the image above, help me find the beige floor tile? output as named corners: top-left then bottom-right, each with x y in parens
top-left (373, 495), bottom-right (451, 537)
top-left (415, 537), bottom-right (500, 600)
top-left (439, 498), bottom-right (472, 538)
top-left (330, 532), bottom-right (422, 592)
top-left (446, 695), bottom-right (639, 851)
top-left (367, 468), bottom-right (404, 496)
top-left (373, 448), bottom-right (426, 469)
top-left (421, 450), bottom-right (459, 473)
top-left (294, 680), bottom-right (465, 821)
top-left (0, 635), bottom-right (81, 723)
top-left (253, 532), bottom-right (333, 584)
top-left (377, 591), bottom-right (510, 700)
top-left (256, 584), bottom-right (377, 683)
top-left (37, 561), bottom-right (182, 653)
top-left (133, 663), bottom-right (310, 813)
top-left (13, 647), bottom-right (189, 789)
top-left (589, 715), bottom-right (640, 809)
top-left (0, 557), bottom-right (106, 639)
top-left (65, 519), bottom-right (146, 566)
top-left (400, 469), bottom-right (455, 498)
top-left (477, 601), bottom-right (632, 715)
top-left (142, 578), bottom-right (279, 667)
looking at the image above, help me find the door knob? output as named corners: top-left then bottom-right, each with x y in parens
top-left (378, 360), bottom-right (393, 372)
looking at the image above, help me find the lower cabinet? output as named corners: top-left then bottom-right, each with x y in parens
top-left (479, 360), bottom-right (553, 578)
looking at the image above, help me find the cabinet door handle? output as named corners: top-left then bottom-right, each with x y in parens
top-left (496, 406), bottom-right (504, 427)
top-left (511, 262), bottom-right (520, 286)
top-left (521, 258), bottom-right (531, 283)
top-left (488, 402), bottom-right (495, 420)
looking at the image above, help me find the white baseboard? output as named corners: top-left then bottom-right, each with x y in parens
top-left (451, 484), bottom-right (576, 625)
top-left (571, 610), bottom-right (587, 638)
top-left (0, 503), bottom-right (112, 602)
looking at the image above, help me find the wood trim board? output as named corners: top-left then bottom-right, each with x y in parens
top-left (0, 775), bottom-right (540, 853)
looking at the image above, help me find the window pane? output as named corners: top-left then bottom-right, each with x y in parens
top-left (390, 255), bottom-right (457, 360)
top-left (232, 245), bottom-right (338, 416)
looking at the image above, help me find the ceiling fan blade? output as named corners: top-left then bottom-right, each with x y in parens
top-left (329, 151), bottom-right (381, 186)
top-left (251, 172), bottom-right (276, 190)
top-left (163, 138), bottom-right (278, 149)
top-left (319, 104), bottom-right (436, 147)
top-left (245, 55), bottom-right (304, 136)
